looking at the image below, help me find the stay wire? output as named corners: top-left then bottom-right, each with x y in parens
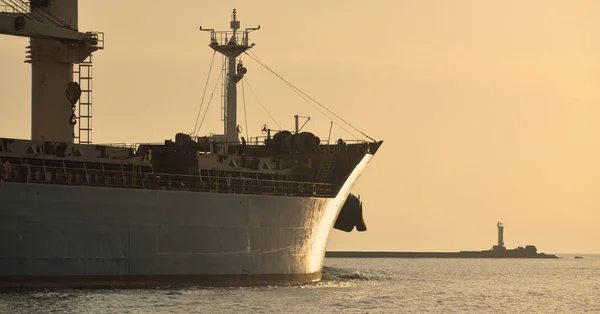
top-left (241, 79), bottom-right (250, 140)
top-left (308, 118), bottom-right (319, 134)
top-left (245, 51), bottom-right (358, 140)
top-left (243, 77), bottom-right (282, 130)
top-left (192, 50), bottom-right (217, 135)
top-left (245, 50), bottom-right (374, 142)
top-left (195, 58), bottom-right (226, 137)
top-left (246, 51), bottom-right (356, 141)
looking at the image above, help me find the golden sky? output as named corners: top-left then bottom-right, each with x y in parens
top-left (1, 0), bottom-right (599, 253)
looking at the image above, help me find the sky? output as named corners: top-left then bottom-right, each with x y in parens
top-left (1, 0), bottom-right (599, 253)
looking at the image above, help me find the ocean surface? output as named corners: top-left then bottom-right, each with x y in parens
top-left (1, 254), bottom-right (598, 313)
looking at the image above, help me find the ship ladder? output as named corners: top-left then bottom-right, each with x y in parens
top-left (74, 55), bottom-right (94, 144)
top-left (318, 152), bottom-right (336, 183)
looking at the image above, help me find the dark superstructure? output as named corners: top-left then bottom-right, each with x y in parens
top-left (0, 134), bottom-right (381, 200)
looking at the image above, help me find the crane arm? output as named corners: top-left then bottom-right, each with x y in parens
top-left (0, 12), bottom-right (93, 43)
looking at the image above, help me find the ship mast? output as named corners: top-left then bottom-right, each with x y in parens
top-left (200, 9), bottom-right (260, 144)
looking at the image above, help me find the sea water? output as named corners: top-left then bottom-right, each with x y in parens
top-left (1, 255), bottom-right (598, 313)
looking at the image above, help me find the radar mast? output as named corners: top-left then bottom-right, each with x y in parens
top-left (200, 9), bottom-right (260, 144)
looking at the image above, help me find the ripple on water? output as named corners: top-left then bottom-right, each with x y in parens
top-left (1, 258), bottom-right (599, 313)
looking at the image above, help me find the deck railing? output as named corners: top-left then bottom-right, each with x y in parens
top-left (0, 161), bottom-right (338, 198)
top-left (209, 30), bottom-right (249, 47)
top-left (99, 138), bottom-right (369, 151)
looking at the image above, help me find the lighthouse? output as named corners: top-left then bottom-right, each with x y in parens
top-left (497, 221), bottom-right (505, 247)
top-left (493, 221), bottom-right (506, 251)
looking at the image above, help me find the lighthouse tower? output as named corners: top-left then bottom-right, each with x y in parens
top-left (493, 221), bottom-right (506, 251)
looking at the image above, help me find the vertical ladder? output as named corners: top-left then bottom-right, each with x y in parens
top-left (74, 54), bottom-right (94, 144)
top-left (318, 151), bottom-right (336, 183)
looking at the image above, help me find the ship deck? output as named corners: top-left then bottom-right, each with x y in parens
top-left (0, 155), bottom-right (339, 198)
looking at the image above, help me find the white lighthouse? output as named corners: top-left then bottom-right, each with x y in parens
top-left (495, 221), bottom-right (505, 250)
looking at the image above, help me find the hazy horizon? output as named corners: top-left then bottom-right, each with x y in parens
top-left (1, 0), bottom-right (598, 254)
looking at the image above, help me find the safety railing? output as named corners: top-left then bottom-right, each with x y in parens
top-left (101, 137), bottom-right (367, 149)
top-left (96, 138), bottom-right (370, 158)
top-left (86, 31), bottom-right (104, 49)
top-left (99, 143), bottom-right (139, 150)
top-left (208, 30), bottom-right (250, 47)
top-left (0, 162), bottom-right (338, 197)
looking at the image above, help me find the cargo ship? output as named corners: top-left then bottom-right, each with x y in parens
top-left (0, 2), bottom-right (382, 288)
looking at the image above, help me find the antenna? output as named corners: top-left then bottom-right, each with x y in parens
top-left (294, 115), bottom-right (311, 134)
top-left (200, 9), bottom-right (260, 144)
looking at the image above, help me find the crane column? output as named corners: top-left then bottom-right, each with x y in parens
top-left (31, 0), bottom-right (76, 142)
top-left (26, 0), bottom-right (98, 143)
top-left (1, 0), bottom-right (103, 143)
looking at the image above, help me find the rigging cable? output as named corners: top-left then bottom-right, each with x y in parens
top-left (245, 50), bottom-right (359, 140)
top-left (309, 118), bottom-right (319, 135)
top-left (245, 50), bottom-right (374, 142)
top-left (192, 50), bottom-right (217, 135)
top-left (242, 77), bottom-right (282, 130)
top-left (195, 58), bottom-right (226, 137)
top-left (221, 54), bottom-right (226, 121)
top-left (244, 50), bottom-right (346, 137)
top-left (2, 0), bottom-right (30, 23)
top-left (4, 0), bottom-right (45, 25)
top-left (241, 79), bottom-right (250, 140)
top-left (2, 0), bottom-right (52, 39)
